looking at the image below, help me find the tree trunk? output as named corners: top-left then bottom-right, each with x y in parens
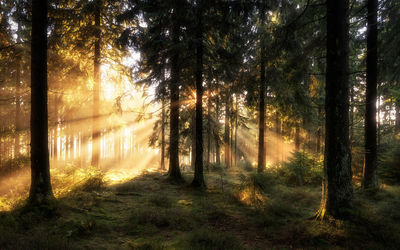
top-left (206, 76), bottom-right (211, 165)
top-left (161, 97), bottom-right (166, 170)
top-left (363, 0), bottom-right (378, 189)
top-left (168, 2), bottom-right (183, 182)
top-left (275, 112), bottom-right (280, 163)
top-left (234, 98), bottom-right (238, 167)
top-left (192, 0), bottom-right (205, 188)
top-left (14, 54), bottom-right (21, 159)
top-left (377, 88), bottom-right (381, 146)
top-left (257, 2), bottom-right (266, 173)
top-left (396, 99), bottom-right (400, 137)
top-left (29, 0), bottom-right (54, 205)
top-left (91, 0), bottom-right (101, 167)
top-left (215, 95), bottom-right (221, 164)
top-left (295, 123), bottom-right (300, 152)
top-left (191, 112), bottom-right (196, 169)
top-left (317, 0), bottom-right (353, 219)
top-left (224, 95), bottom-right (230, 168)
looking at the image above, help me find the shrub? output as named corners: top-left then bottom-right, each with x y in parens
top-left (206, 163), bottom-right (225, 172)
top-left (0, 155), bottom-right (30, 176)
top-left (281, 152), bottom-right (322, 186)
top-left (237, 159), bottom-right (254, 172)
top-left (379, 142), bottom-right (400, 184)
top-left (236, 172), bottom-right (276, 207)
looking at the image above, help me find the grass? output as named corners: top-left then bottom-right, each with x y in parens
top-left (0, 170), bottom-right (399, 249)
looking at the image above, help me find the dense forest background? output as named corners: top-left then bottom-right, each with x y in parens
top-left (0, 0), bottom-right (399, 249)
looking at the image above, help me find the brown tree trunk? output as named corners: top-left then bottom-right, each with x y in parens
top-left (295, 123), bottom-right (300, 152)
top-left (257, 2), bottom-right (266, 173)
top-left (363, 0), bottom-right (378, 189)
top-left (396, 99), bottom-right (400, 137)
top-left (192, 0), bottom-right (205, 188)
top-left (215, 95), bottom-right (221, 164)
top-left (191, 112), bottom-right (196, 169)
top-left (224, 95), bottom-right (230, 168)
top-left (29, 0), bottom-right (54, 205)
top-left (317, 0), bottom-right (353, 219)
top-left (168, 1), bottom-right (183, 182)
top-left (161, 97), bottom-right (166, 170)
top-left (275, 112), bottom-right (280, 163)
top-left (206, 78), bottom-right (211, 165)
top-left (14, 54), bottom-right (21, 159)
top-left (91, 0), bottom-right (101, 167)
top-left (234, 98), bottom-right (238, 167)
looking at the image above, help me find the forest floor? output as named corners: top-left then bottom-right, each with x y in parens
top-left (1, 168), bottom-right (400, 249)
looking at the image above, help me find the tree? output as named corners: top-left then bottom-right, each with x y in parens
top-left (363, 0), bottom-right (378, 190)
top-left (192, 0), bottom-right (205, 188)
top-left (257, 1), bottom-right (266, 173)
top-left (317, 0), bottom-right (353, 219)
top-left (29, 0), bottom-right (54, 205)
top-left (91, 0), bottom-right (101, 167)
top-left (168, 0), bottom-right (184, 182)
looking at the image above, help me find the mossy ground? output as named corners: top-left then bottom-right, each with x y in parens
top-left (0, 169), bottom-right (399, 249)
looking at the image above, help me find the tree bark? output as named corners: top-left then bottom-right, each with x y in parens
top-left (29, 0), bottom-right (54, 205)
top-left (192, 0), bottom-right (205, 188)
top-left (91, 0), bottom-right (101, 167)
top-left (224, 95), bottom-right (230, 168)
top-left (257, 2), bottom-right (266, 173)
top-left (317, 0), bottom-right (353, 219)
top-left (161, 96), bottom-right (166, 170)
top-left (215, 96), bottom-right (221, 165)
top-left (275, 112), bottom-right (281, 162)
top-left (168, 1), bottom-right (183, 182)
top-left (396, 99), bottom-right (400, 137)
top-left (206, 74), bottom-right (211, 165)
top-left (14, 53), bottom-right (21, 159)
top-left (295, 123), bottom-right (300, 152)
top-left (234, 98), bottom-right (238, 167)
top-left (363, 0), bottom-right (378, 189)
top-left (191, 112), bottom-right (196, 169)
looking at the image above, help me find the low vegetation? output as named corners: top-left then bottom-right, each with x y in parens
top-left (0, 164), bottom-right (399, 249)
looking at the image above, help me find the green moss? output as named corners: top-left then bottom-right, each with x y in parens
top-left (185, 228), bottom-right (243, 250)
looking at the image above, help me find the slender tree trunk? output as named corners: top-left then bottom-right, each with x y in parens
top-left (363, 0), bottom-right (378, 189)
top-left (161, 97), bottom-right (166, 170)
top-left (350, 84), bottom-right (354, 150)
top-left (215, 96), bottom-right (221, 164)
top-left (191, 112), bottom-right (196, 169)
top-left (317, 0), bottom-right (353, 219)
top-left (295, 123), bottom-right (300, 152)
top-left (206, 77), bottom-right (211, 165)
top-left (54, 94), bottom-right (60, 159)
top-left (396, 99), bottom-right (400, 137)
top-left (316, 107), bottom-right (322, 154)
top-left (235, 98), bottom-right (238, 167)
top-left (377, 89), bottom-right (381, 146)
top-left (14, 54), bottom-right (21, 159)
top-left (192, 0), bottom-right (205, 187)
top-left (224, 95), bottom-right (230, 168)
top-left (230, 109), bottom-right (234, 167)
top-left (29, 0), bottom-right (54, 205)
top-left (168, 2), bottom-right (183, 182)
top-left (214, 100), bottom-right (221, 164)
top-left (91, 0), bottom-right (101, 167)
top-left (275, 112), bottom-right (280, 163)
top-left (257, 2), bottom-right (266, 173)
